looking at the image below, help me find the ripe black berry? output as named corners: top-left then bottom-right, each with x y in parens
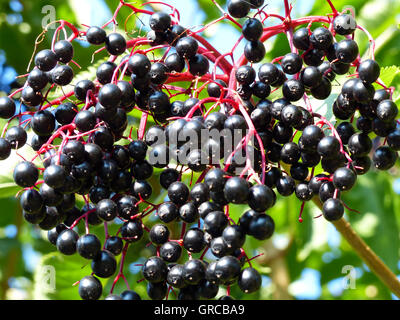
top-left (13, 161), bottom-right (38, 187)
top-left (56, 229), bottom-right (79, 255)
top-left (244, 40), bottom-right (266, 63)
top-left (242, 18), bottom-right (263, 41)
top-left (248, 214), bottom-right (275, 240)
top-left (91, 250), bottom-right (117, 278)
top-left (183, 259), bottom-right (206, 285)
top-left (238, 267), bottom-right (261, 293)
top-left (149, 224), bottom-right (170, 245)
top-left (54, 40), bottom-right (74, 63)
top-left (176, 37), bottom-right (198, 59)
top-left (160, 241), bottom-right (182, 262)
top-left (224, 177), bottom-right (249, 204)
top-left (104, 236), bottom-right (123, 256)
top-left (105, 33), bottom-right (126, 55)
top-left (149, 12), bottom-right (171, 32)
top-left (51, 65), bottom-right (74, 86)
top-left (358, 59), bottom-right (380, 84)
top-left (228, 0), bottom-right (250, 18)
top-left (168, 181), bottom-right (189, 205)
top-left (322, 198), bottom-right (344, 221)
top-left (373, 146), bottom-right (398, 170)
top-left (310, 27), bottom-right (333, 50)
top-left (293, 27), bottom-right (310, 50)
top-left (333, 14), bottom-right (357, 35)
top-left (183, 228), bottom-right (206, 253)
top-left (77, 234), bottom-right (101, 259)
top-left (281, 53), bottom-right (303, 75)
top-left (35, 49), bottom-right (57, 71)
top-left (142, 256), bottom-right (168, 283)
top-left (86, 26), bottom-right (107, 45)
top-left (79, 276), bottom-right (102, 300)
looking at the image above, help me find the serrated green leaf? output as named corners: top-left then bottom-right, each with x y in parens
top-left (378, 66), bottom-right (400, 87)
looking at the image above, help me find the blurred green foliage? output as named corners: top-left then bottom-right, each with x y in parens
top-left (0, 0), bottom-right (400, 300)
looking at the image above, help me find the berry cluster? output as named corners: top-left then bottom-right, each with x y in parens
top-left (0, 0), bottom-right (398, 300)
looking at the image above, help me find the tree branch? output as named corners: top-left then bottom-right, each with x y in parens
top-left (313, 198), bottom-right (400, 298)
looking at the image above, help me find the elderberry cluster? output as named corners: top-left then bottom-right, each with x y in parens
top-left (0, 0), bottom-right (398, 300)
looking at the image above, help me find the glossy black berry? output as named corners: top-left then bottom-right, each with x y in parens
top-left (282, 79), bottom-right (305, 101)
top-left (276, 175), bottom-right (295, 196)
top-left (336, 122), bottom-right (355, 145)
top-left (86, 26), bottom-right (107, 45)
top-left (388, 130), bottom-right (400, 151)
top-left (358, 59), bottom-right (380, 84)
top-left (223, 177), bottom-right (249, 204)
top-left (79, 276), bottom-right (102, 300)
top-left (142, 256), bottom-right (168, 283)
top-left (188, 54), bottom-right (209, 76)
top-left (149, 224), bottom-right (170, 245)
top-left (104, 236), bottom-right (123, 256)
top-left (77, 234), bottom-right (101, 259)
top-left (281, 53), bottom-right (303, 75)
top-left (13, 161), bottom-right (38, 187)
top-left (335, 39), bottom-right (359, 63)
top-left (236, 65), bottom-right (256, 85)
top-left (54, 40), bottom-right (73, 63)
top-left (91, 250), bottom-right (117, 278)
top-left (176, 37), bottom-right (198, 59)
top-left (179, 202), bottom-right (199, 223)
top-left (222, 225), bottom-right (245, 250)
top-left (214, 255), bottom-right (241, 283)
top-left (183, 228), bottom-right (206, 253)
top-left (51, 65), bottom-right (74, 86)
top-left (242, 18), bottom-right (263, 41)
top-left (183, 259), bottom-right (206, 285)
top-left (35, 49), bottom-right (57, 72)
top-left (149, 62), bottom-right (168, 85)
top-left (348, 133), bottom-right (372, 157)
top-left (376, 100), bottom-right (398, 122)
top-left (373, 146), bottom-right (398, 170)
top-left (31, 110), bottom-right (55, 137)
top-left (228, 0), bottom-right (250, 18)
top-left (157, 202), bottom-right (179, 223)
top-left (244, 40), bottom-right (266, 63)
top-left (248, 213), bottom-right (275, 240)
top-left (168, 181), bottom-right (189, 205)
top-left (333, 14), bottom-right (357, 35)
top-left (160, 241), bottom-right (182, 262)
top-left (333, 167), bottom-right (357, 191)
top-left (248, 185), bottom-right (275, 212)
top-left (317, 136), bottom-right (341, 158)
top-left (5, 126), bottom-right (26, 151)
top-left (323, 198), bottom-right (344, 221)
top-left (165, 53), bottom-right (185, 73)
top-left (293, 27), bottom-right (310, 50)
top-left (74, 80), bottom-right (95, 101)
top-left (204, 210), bottom-right (229, 238)
top-left (105, 33), bottom-right (126, 55)
top-left (167, 265), bottom-right (186, 288)
top-left (238, 267), bottom-right (261, 293)
top-left (56, 229), bottom-right (79, 255)
top-left (121, 290), bottom-right (141, 300)
top-left (310, 27), bottom-right (333, 50)
top-left (43, 164), bottom-right (67, 189)
top-left (0, 97), bottom-right (16, 119)
top-left (149, 12), bottom-right (171, 31)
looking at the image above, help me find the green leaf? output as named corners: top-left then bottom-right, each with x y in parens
top-left (33, 252), bottom-right (103, 300)
top-left (378, 66), bottom-right (400, 87)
